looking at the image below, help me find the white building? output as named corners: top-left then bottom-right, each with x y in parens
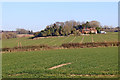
top-left (100, 31), bottom-right (106, 34)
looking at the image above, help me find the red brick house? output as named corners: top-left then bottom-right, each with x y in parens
top-left (81, 27), bottom-right (97, 34)
top-left (90, 28), bottom-right (97, 34)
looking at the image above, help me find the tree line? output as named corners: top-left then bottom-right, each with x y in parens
top-left (34, 20), bottom-right (101, 37)
top-left (16, 28), bottom-right (33, 34)
top-left (1, 29), bottom-right (33, 39)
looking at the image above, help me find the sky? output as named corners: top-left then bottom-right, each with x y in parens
top-left (2, 2), bottom-right (118, 32)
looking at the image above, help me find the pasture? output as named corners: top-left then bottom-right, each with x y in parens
top-left (2, 32), bottom-right (118, 48)
top-left (2, 47), bottom-right (118, 78)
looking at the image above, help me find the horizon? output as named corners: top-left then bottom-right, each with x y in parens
top-left (2, 2), bottom-right (118, 32)
top-left (1, 19), bottom-right (119, 32)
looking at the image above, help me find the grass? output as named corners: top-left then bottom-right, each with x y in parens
top-left (2, 32), bottom-right (118, 48)
top-left (2, 32), bottom-right (118, 78)
top-left (2, 47), bottom-right (118, 78)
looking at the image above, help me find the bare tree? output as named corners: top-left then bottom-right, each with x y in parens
top-left (76, 21), bottom-right (81, 25)
top-left (103, 25), bottom-right (109, 29)
top-left (16, 28), bottom-right (33, 34)
top-left (89, 21), bottom-right (101, 28)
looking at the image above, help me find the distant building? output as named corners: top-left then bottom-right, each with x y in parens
top-left (81, 27), bottom-right (97, 34)
top-left (90, 28), bottom-right (97, 34)
top-left (100, 31), bottom-right (106, 34)
top-left (82, 28), bottom-right (90, 34)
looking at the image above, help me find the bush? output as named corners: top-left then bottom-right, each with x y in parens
top-left (2, 32), bottom-right (17, 39)
top-left (61, 42), bottom-right (120, 48)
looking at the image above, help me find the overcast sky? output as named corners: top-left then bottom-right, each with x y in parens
top-left (2, 2), bottom-right (118, 32)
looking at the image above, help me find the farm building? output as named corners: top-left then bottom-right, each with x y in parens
top-left (90, 28), bottom-right (97, 34)
top-left (100, 31), bottom-right (106, 34)
top-left (82, 28), bottom-right (90, 34)
top-left (81, 28), bottom-right (97, 34)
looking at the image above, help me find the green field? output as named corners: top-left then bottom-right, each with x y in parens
top-left (2, 32), bottom-right (118, 78)
top-left (2, 32), bottom-right (118, 48)
top-left (2, 47), bottom-right (118, 78)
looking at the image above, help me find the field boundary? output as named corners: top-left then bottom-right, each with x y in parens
top-left (1, 41), bottom-right (119, 53)
top-left (61, 41), bottom-right (120, 48)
